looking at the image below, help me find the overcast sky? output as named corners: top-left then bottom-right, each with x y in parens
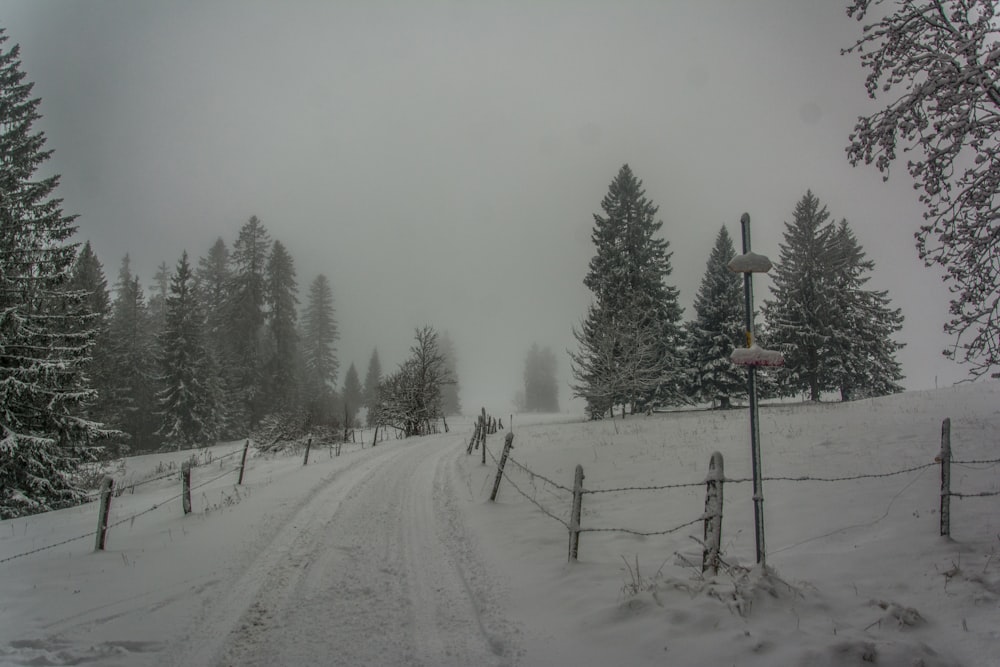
top-left (1, 0), bottom-right (970, 412)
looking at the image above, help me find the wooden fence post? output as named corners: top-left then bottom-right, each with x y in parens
top-left (568, 464), bottom-right (585, 562)
top-left (490, 433), bottom-right (515, 502)
top-left (702, 452), bottom-right (724, 575)
top-left (481, 416), bottom-right (487, 466)
top-left (939, 418), bottom-right (951, 538)
top-left (336, 441), bottom-right (342, 457)
top-left (181, 461), bottom-right (193, 515)
top-left (467, 420), bottom-right (479, 455)
top-left (303, 438), bottom-right (313, 466)
top-left (237, 439), bottom-right (250, 485)
top-left (95, 476), bottom-right (114, 551)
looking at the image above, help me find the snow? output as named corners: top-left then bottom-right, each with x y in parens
top-left (728, 251), bottom-right (773, 274)
top-left (731, 343), bottom-right (786, 367)
top-left (2, 384), bottom-right (1000, 666)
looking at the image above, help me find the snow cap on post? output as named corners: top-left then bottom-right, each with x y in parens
top-left (731, 344), bottom-right (784, 367)
top-left (728, 251), bottom-right (773, 274)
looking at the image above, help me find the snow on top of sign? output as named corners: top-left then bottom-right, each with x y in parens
top-left (731, 344), bottom-right (784, 367)
top-left (728, 251), bottom-right (773, 273)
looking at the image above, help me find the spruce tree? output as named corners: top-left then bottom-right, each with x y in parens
top-left (763, 191), bottom-right (905, 401)
top-left (685, 226), bottom-right (746, 408)
top-left (227, 216), bottom-right (271, 428)
top-left (826, 220), bottom-right (905, 399)
top-left (69, 241), bottom-right (113, 422)
top-left (302, 274), bottom-right (338, 426)
top-left (574, 164), bottom-right (683, 414)
top-left (0, 31), bottom-right (105, 517)
top-left (157, 252), bottom-right (221, 449)
top-left (363, 348), bottom-right (382, 427)
top-left (265, 239), bottom-right (299, 412)
top-left (196, 237), bottom-right (239, 437)
top-left (106, 256), bottom-right (160, 451)
top-left (342, 363), bottom-right (363, 426)
top-left (763, 191), bottom-right (838, 401)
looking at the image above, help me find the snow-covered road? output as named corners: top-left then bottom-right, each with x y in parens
top-left (167, 435), bottom-right (518, 667)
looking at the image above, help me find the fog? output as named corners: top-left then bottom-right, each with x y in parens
top-left (1, 1), bottom-right (968, 412)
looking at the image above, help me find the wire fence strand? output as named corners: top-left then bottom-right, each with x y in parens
top-left (1, 465), bottom-right (242, 565)
top-left (578, 516), bottom-right (704, 537)
top-left (949, 490), bottom-right (1000, 498)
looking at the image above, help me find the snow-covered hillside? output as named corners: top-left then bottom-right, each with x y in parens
top-left (1, 383), bottom-right (998, 666)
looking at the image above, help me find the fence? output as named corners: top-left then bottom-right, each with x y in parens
top-left (0, 433), bottom-right (368, 566)
top-left (477, 417), bottom-right (1000, 567)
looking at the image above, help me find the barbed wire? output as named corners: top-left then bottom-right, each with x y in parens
top-left (0, 465), bottom-right (241, 565)
top-left (583, 480), bottom-right (705, 494)
top-left (505, 456), bottom-right (575, 495)
top-left (578, 516), bottom-right (704, 537)
top-left (952, 457), bottom-right (1000, 466)
top-left (713, 462), bottom-right (938, 485)
top-left (949, 490), bottom-right (1000, 498)
top-left (496, 466), bottom-right (570, 529)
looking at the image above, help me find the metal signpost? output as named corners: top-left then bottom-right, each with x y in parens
top-left (728, 213), bottom-right (783, 566)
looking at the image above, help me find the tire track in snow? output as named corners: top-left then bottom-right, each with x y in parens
top-left (164, 443), bottom-right (410, 667)
top-left (171, 435), bottom-right (518, 667)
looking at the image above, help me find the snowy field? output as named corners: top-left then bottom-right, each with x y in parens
top-left (1, 383), bottom-right (998, 666)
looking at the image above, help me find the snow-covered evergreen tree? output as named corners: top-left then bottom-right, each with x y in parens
top-left (196, 237), bottom-right (240, 438)
top-left (574, 164), bottom-right (683, 414)
top-left (227, 216), bottom-right (271, 428)
top-left (264, 239), bottom-right (299, 412)
top-left (157, 252), bottom-right (222, 449)
top-left (0, 31), bottom-right (106, 517)
top-left (341, 363), bottom-right (363, 426)
top-left (763, 191), bottom-right (839, 401)
top-left (685, 226), bottom-right (746, 408)
top-left (69, 241), bottom-right (113, 422)
top-left (764, 192), bottom-right (905, 401)
top-left (826, 220), bottom-right (905, 400)
top-left (302, 274), bottom-right (338, 426)
top-left (363, 348), bottom-right (382, 427)
top-left (105, 256), bottom-right (160, 451)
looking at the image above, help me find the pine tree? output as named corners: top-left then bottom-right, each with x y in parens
top-left (227, 215), bottom-right (271, 428)
top-left (147, 260), bottom-right (170, 334)
top-left (0, 31), bottom-right (106, 517)
top-left (763, 191), bottom-right (905, 401)
top-left (69, 241), bottom-right (113, 422)
top-left (685, 226), bottom-right (746, 408)
top-left (302, 274), bottom-right (338, 426)
top-left (826, 220), bottom-right (905, 400)
top-left (157, 252), bottom-right (221, 449)
top-left (342, 363), bottom-right (363, 426)
top-left (763, 191), bottom-right (838, 401)
top-left (363, 348), bottom-right (382, 427)
top-left (574, 164), bottom-right (683, 414)
top-left (438, 331), bottom-right (461, 415)
top-left (265, 239), bottom-right (299, 412)
top-left (196, 237), bottom-right (239, 438)
top-left (106, 255), bottom-right (160, 451)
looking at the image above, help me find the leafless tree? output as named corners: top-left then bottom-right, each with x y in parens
top-left (845, 0), bottom-right (1000, 378)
